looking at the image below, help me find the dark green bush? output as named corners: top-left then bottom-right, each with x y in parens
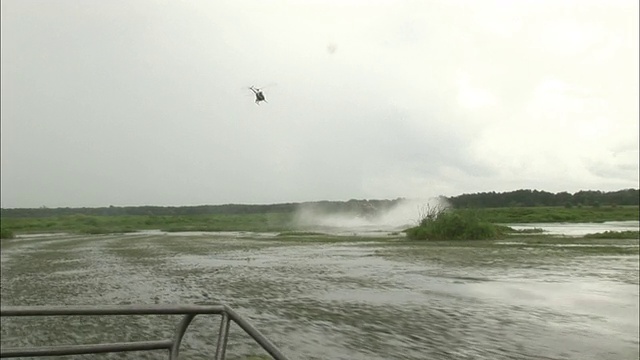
top-left (406, 209), bottom-right (504, 240)
top-left (0, 227), bottom-right (15, 239)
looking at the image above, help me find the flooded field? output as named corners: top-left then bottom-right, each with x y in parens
top-left (1, 229), bottom-right (638, 360)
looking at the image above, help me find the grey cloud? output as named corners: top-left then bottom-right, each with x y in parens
top-left (1, 0), bottom-right (638, 208)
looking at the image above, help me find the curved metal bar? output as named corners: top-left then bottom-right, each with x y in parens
top-left (0, 305), bottom-right (225, 317)
top-left (169, 314), bottom-right (197, 360)
top-left (0, 340), bottom-right (173, 358)
top-left (0, 304), bottom-right (290, 360)
top-left (224, 306), bottom-right (290, 360)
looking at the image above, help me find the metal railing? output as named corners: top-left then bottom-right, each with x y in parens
top-left (0, 304), bottom-right (290, 360)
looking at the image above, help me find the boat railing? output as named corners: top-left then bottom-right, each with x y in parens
top-left (0, 304), bottom-right (290, 360)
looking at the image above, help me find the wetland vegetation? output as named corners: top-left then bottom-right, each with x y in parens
top-left (405, 205), bottom-right (505, 240)
top-left (0, 213), bottom-right (294, 237)
top-left (0, 227), bottom-right (14, 239)
top-left (1, 190), bottom-right (638, 359)
top-left (584, 230), bottom-right (640, 239)
top-left (1, 203), bottom-right (638, 238)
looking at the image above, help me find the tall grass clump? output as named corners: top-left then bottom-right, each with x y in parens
top-left (405, 204), bottom-right (504, 240)
top-left (0, 227), bottom-right (15, 239)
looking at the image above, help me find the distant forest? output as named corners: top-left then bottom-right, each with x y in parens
top-left (447, 188), bottom-right (639, 208)
top-left (0, 189), bottom-right (637, 218)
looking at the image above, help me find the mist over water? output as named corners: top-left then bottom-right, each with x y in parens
top-left (292, 197), bottom-right (450, 232)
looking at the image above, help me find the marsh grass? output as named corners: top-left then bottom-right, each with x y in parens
top-left (406, 208), bottom-right (505, 240)
top-left (1, 206), bottom-right (637, 237)
top-left (584, 230), bottom-right (639, 239)
top-left (468, 205), bottom-right (638, 223)
top-left (508, 227), bottom-right (545, 234)
top-left (1, 213), bottom-right (295, 235)
top-left (0, 227), bottom-right (15, 239)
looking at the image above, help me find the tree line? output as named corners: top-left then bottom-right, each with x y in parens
top-left (1, 189), bottom-right (637, 218)
top-left (0, 199), bottom-right (404, 218)
top-left (446, 189), bottom-right (639, 208)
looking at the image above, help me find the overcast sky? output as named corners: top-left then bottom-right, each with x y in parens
top-left (1, 0), bottom-right (638, 208)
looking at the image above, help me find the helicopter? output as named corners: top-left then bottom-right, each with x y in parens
top-left (248, 86), bottom-right (267, 105)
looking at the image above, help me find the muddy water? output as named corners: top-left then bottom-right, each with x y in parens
top-left (507, 220), bottom-right (640, 237)
top-left (1, 233), bottom-right (638, 360)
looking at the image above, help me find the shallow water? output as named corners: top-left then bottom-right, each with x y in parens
top-left (507, 220), bottom-right (639, 236)
top-left (1, 232), bottom-right (638, 360)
